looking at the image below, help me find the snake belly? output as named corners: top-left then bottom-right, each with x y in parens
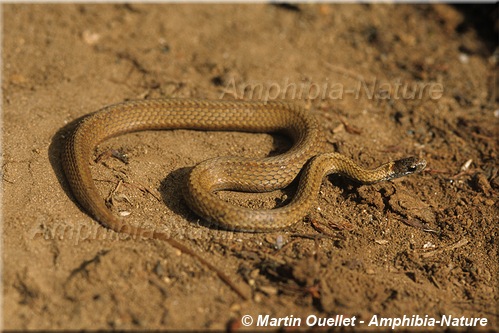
top-left (62, 98), bottom-right (426, 232)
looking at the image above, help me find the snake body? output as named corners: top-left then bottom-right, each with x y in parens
top-left (62, 98), bottom-right (426, 233)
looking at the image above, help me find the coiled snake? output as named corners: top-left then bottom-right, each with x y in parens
top-left (62, 98), bottom-right (426, 233)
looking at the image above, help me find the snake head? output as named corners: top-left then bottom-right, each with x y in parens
top-left (390, 156), bottom-right (427, 179)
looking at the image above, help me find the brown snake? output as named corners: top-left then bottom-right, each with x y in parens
top-left (63, 98), bottom-right (426, 234)
top-left (62, 98), bottom-right (425, 298)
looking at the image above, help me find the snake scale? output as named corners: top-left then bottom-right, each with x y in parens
top-left (62, 98), bottom-right (426, 233)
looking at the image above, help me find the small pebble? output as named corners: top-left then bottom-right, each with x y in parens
top-left (82, 30), bottom-right (100, 45)
top-left (275, 235), bottom-right (284, 250)
top-left (259, 285), bottom-right (278, 296)
top-left (458, 53), bottom-right (469, 64)
top-left (460, 159), bottom-right (473, 171)
top-left (423, 242), bottom-right (435, 249)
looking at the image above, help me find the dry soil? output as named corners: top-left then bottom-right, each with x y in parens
top-left (2, 3), bottom-right (498, 331)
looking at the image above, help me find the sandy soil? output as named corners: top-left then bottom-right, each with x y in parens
top-left (2, 3), bottom-right (497, 331)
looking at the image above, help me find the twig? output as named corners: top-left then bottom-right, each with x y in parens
top-left (419, 238), bottom-right (469, 258)
top-left (400, 218), bottom-right (439, 234)
top-left (121, 180), bottom-right (163, 203)
top-left (339, 116), bottom-right (362, 135)
top-left (153, 234), bottom-right (250, 300)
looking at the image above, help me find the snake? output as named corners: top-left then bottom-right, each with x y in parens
top-left (62, 98), bottom-right (426, 234)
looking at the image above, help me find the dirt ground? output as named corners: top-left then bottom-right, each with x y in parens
top-left (2, 3), bottom-right (498, 331)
